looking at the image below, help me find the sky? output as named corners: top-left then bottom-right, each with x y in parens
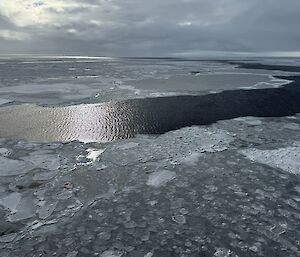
top-left (0, 0), bottom-right (300, 57)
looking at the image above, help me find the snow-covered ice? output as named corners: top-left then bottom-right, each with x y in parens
top-left (234, 116), bottom-right (262, 126)
top-left (0, 98), bottom-right (12, 105)
top-left (240, 145), bottom-right (300, 174)
top-left (0, 148), bottom-right (10, 156)
top-left (146, 170), bottom-right (177, 187)
top-left (100, 250), bottom-right (123, 257)
top-left (86, 148), bottom-right (105, 162)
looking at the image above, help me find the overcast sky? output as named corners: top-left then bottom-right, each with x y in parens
top-left (0, 0), bottom-right (299, 57)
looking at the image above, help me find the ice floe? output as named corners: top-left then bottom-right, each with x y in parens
top-left (234, 116), bottom-right (262, 126)
top-left (116, 142), bottom-right (139, 150)
top-left (179, 152), bottom-right (203, 166)
top-left (240, 145), bottom-right (300, 175)
top-left (21, 151), bottom-right (60, 170)
top-left (0, 148), bottom-right (10, 157)
top-left (7, 193), bottom-right (36, 222)
top-left (0, 98), bottom-right (12, 105)
top-left (104, 126), bottom-right (234, 167)
top-left (86, 148), bottom-right (105, 162)
top-left (283, 122), bottom-right (299, 130)
top-left (100, 250), bottom-right (123, 257)
top-left (0, 192), bottom-right (21, 212)
top-left (0, 156), bottom-right (33, 176)
top-left (37, 201), bottom-right (58, 220)
top-left (0, 233), bottom-right (17, 243)
top-left (146, 170), bottom-right (177, 187)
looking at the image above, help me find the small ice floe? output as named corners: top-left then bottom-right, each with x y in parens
top-left (33, 171), bottom-right (58, 181)
top-left (146, 170), bottom-right (176, 187)
top-left (7, 193), bottom-right (36, 222)
top-left (172, 214), bottom-right (186, 224)
top-left (0, 98), bottom-right (12, 105)
top-left (149, 92), bottom-right (178, 97)
top-left (0, 156), bottom-right (32, 176)
top-left (117, 142), bottom-right (139, 150)
top-left (100, 250), bottom-right (123, 257)
top-left (118, 84), bottom-right (141, 95)
top-left (286, 116), bottom-right (298, 120)
top-left (144, 252), bottom-right (153, 257)
top-left (21, 151), bottom-right (60, 171)
top-left (234, 116), bottom-right (262, 126)
top-left (240, 145), bottom-right (300, 175)
top-left (0, 148), bottom-right (10, 157)
top-left (283, 123), bottom-right (299, 130)
top-left (86, 148), bottom-right (105, 162)
top-left (269, 76), bottom-right (292, 87)
top-left (37, 201), bottom-right (58, 219)
top-left (0, 233), bottom-right (17, 243)
top-left (180, 152), bottom-right (203, 166)
top-left (66, 251), bottom-right (78, 257)
top-left (0, 192), bottom-right (21, 213)
top-left (239, 85), bottom-right (257, 90)
top-left (213, 248), bottom-right (234, 257)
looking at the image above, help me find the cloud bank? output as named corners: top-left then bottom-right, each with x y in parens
top-left (0, 0), bottom-right (299, 56)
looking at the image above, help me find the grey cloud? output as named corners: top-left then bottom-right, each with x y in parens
top-left (0, 0), bottom-right (299, 56)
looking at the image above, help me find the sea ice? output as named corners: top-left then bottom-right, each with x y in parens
top-left (0, 148), bottom-right (10, 156)
top-left (180, 152), bottom-right (203, 166)
top-left (100, 250), bottom-right (123, 257)
top-left (213, 248), bottom-right (234, 257)
top-left (0, 156), bottom-right (32, 176)
top-left (33, 171), bottom-right (58, 181)
top-left (0, 192), bottom-right (21, 212)
top-left (240, 145), bottom-right (300, 174)
top-left (105, 126), bottom-right (234, 167)
top-left (66, 251), bottom-right (78, 257)
top-left (117, 142), bottom-right (139, 150)
top-left (0, 98), bottom-right (12, 105)
top-left (0, 233), bottom-right (17, 243)
top-left (146, 170), bottom-right (176, 187)
top-left (38, 201), bottom-right (58, 219)
top-left (172, 214), bottom-right (186, 224)
top-left (86, 148), bottom-right (105, 162)
top-left (234, 116), bottom-right (262, 126)
top-left (8, 194), bottom-right (36, 222)
top-left (21, 151), bottom-right (60, 170)
top-left (283, 123), bottom-right (299, 130)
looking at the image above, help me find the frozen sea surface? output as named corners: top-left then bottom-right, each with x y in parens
top-left (0, 116), bottom-right (299, 256)
top-left (0, 57), bottom-right (296, 105)
top-left (0, 57), bottom-right (299, 257)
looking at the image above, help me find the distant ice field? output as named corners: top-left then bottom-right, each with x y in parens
top-left (0, 57), bottom-right (296, 106)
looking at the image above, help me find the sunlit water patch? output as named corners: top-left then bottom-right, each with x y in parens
top-left (0, 81), bottom-right (300, 143)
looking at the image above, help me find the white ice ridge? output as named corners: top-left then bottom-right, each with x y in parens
top-left (240, 145), bottom-right (300, 175)
top-left (86, 148), bottom-right (105, 162)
